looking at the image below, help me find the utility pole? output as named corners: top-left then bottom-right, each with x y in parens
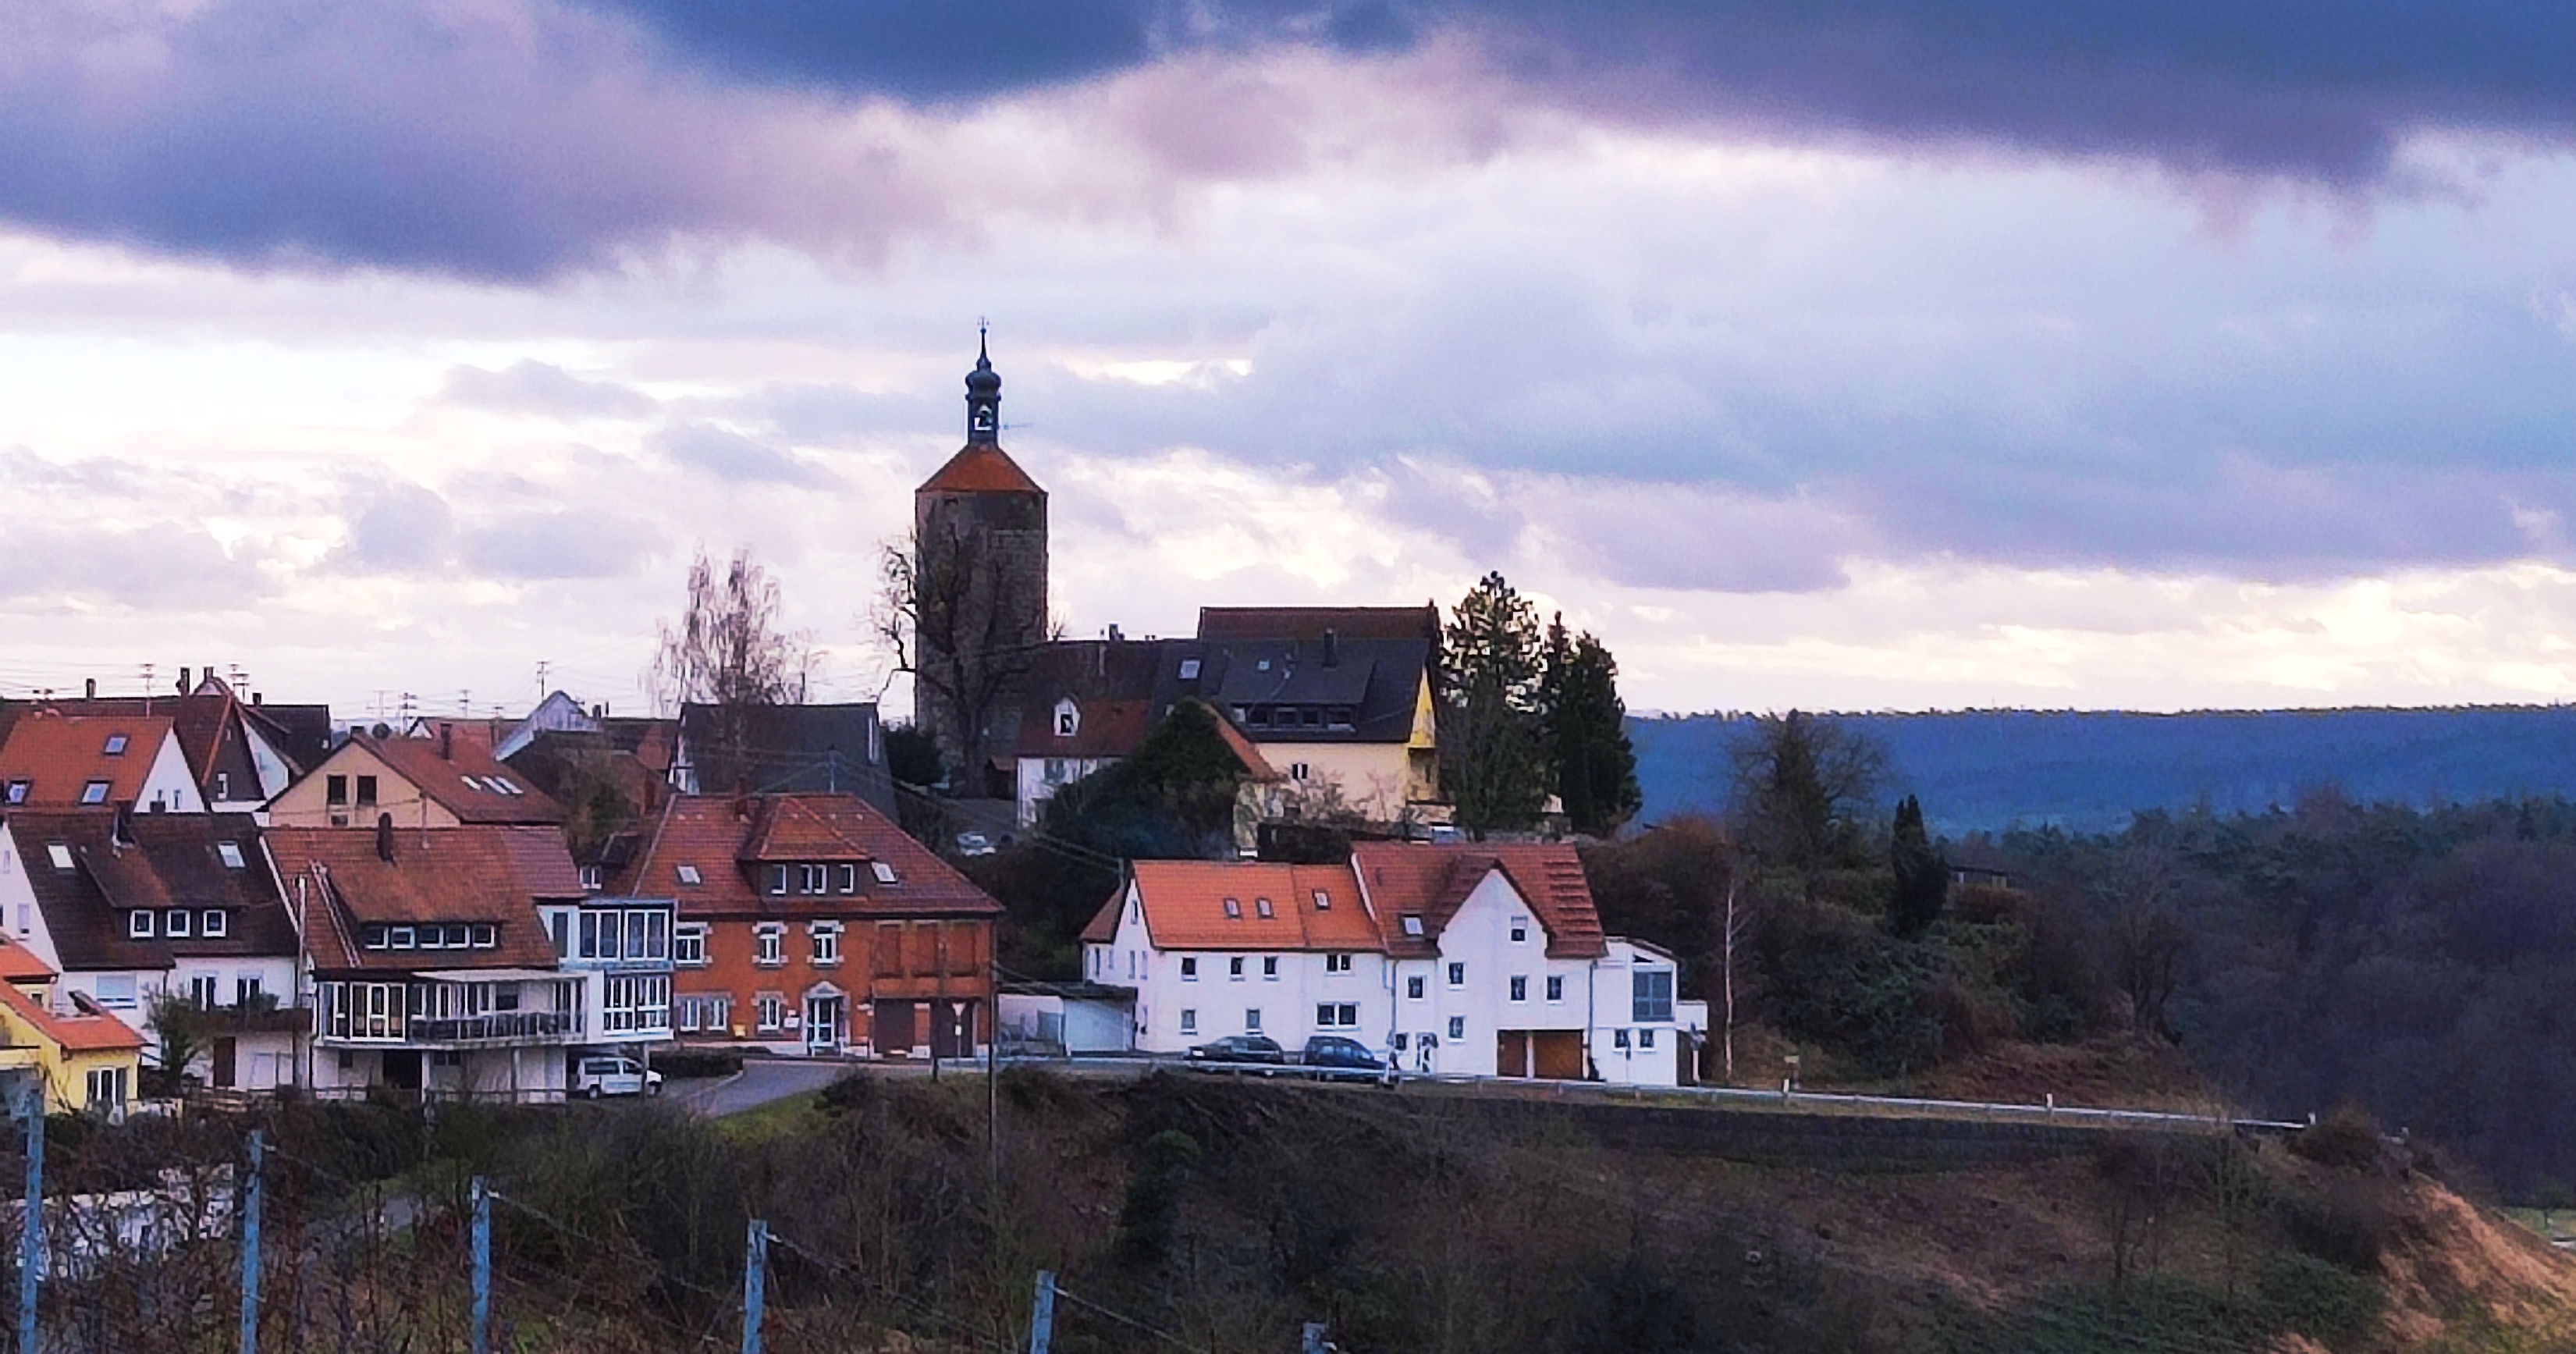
top-left (1026, 1271), bottom-right (1056, 1354)
top-left (18, 1086), bottom-right (41, 1354)
top-left (469, 1177), bottom-right (491, 1354)
top-left (740, 1219), bottom-right (769, 1354)
top-left (240, 1129), bottom-right (264, 1354)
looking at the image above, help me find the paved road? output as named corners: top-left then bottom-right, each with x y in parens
top-left (670, 1058), bottom-right (853, 1117)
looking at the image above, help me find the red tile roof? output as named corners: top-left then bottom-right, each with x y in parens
top-left (609, 794), bottom-right (1001, 921)
top-left (1081, 861), bottom-right (1376, 951)
top-left (1350, 841), bottom-right (1607, 960)
top-left (918, 444), bottom-right (1043, 494)
top-left (0, 715), bottom-right (177, 807)
top-left (0, 981), bottom-right (141, 1053)
top-left (348, 732), bottom-right (566, 825)
top-left (265, 825), bottom-right (574, 972)
top-left (0, 935), bottom-right (53, 984)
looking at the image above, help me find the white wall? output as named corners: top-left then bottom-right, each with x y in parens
top-left (1380, 870), bottom-right (1590, 1078)
top-left (1587, 938), bottom-right (1697, 1088)
top-left (137, 732), bottom-right (206, 814)
top-left (1016, 755), bottom-right (1117, 827)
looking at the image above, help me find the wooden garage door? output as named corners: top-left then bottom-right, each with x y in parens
top-left (872, 1000), bottom-right (918, 1055)
top-left (1532, 1032), bottom-right (1584, 1080)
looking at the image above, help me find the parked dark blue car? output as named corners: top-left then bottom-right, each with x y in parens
top-left (1298, 1036), bottom-right (1398, 1086)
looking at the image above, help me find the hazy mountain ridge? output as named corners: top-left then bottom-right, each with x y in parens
top-left (1630, 705), bottom-right (2576, 835)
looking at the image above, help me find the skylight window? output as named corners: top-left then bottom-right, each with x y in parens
top-left (101, 734), bottom-right (129, 755)
top-left (1255, 897), bottom-right (1274, 919)
top-left (46, 844), bottom-right (73, 871)
top-left (80, 781), bottom-right (110, 805)
top-left (1311, 890), bottom-right (1331, 912)
top-left (216, 842), bottom-right (246, 869)
top-left (1222, 897), bottom-right (1242, 919)
top-left (1178, 658), bottom-right (1202, 681)
top-left (871, 862), bottom-right (898, 885)
top-left (675, 864), bottom-right (702, 886)
top-left (492, 777), bottom-right (523, 795)
top-left (1402, 915), bottom-right (1425, 936)
top-left (3, 782), bottom-right (26, 805)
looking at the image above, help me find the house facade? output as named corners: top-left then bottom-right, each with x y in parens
top-left (0, 809), bottom-right (304, 1091)
top-left (23, 677), bottom-right (311, 812)
top-left (1083, 842), bottom-right (1698, 1086)
top-left (0, 979), bottom-right (143, 1116)
top-left (266, 727), bottom-right (564, 830)
top-left (603, 793), bottom-right (1002, 1057)
top-left (268, 821), bottom-right (593, 1101)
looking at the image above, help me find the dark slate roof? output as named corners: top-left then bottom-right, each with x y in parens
top-left (1196, 606), bottom-right (1440, 643)
top-left (675, 703), bottom-right (893, 810)
top-left (1187, 638), bottom-right (1429, 745)
top-left (244, 702), bottom-right (336, 773)
top-left (2, 810), bottom-right (300, 973)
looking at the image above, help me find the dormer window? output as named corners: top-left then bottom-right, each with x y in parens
top-left (767, 865), bottom-right (790, 895)
top-left (101, 734), bottom-right (129, 755)
top-left (798, 864), bottom-right (828, 894)
top-left (129, 912), bottom-right (154, 939)
top-left (212, 773), bottom-right (230, 800)
top-left (872, 862), bottom-right (898, 885)
top-left (579, 865), bottom-right (604, 890)
top-left (165, 910), bottom-right (191, 937)
top-left (203, 910), bottom-right (228, 937)
top-left (80, 781), bottom-right (110, 805)
top-left (1054, 699), bottom-right (1080, 738)
top-left (675, 864), bottom-right (702, 886)
top-left (837, 864), bottom-right (858, 894)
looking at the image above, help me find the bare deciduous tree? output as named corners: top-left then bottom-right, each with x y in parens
top-left (872, 525), bottom-right (1053, 790)
top-left (650, 546), bottom-right (814, 791)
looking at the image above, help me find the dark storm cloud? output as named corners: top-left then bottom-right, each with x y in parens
top-left (0, 1), bottom-right (2569, 280)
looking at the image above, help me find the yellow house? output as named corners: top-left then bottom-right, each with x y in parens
top-left (265, 728), bottom-right (563, 829)
top-left (0, 975), bottom-right (144, 1115)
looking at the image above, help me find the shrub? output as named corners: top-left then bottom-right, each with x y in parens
top-left (1114, 1128), bottom-right (1202, 1268)
top-left (651, 1047), bottom-right (746, 1080)
top-left (2279, 1177), bottom-right (2407, 1272)
top-left (2288, 1107), bottom-right (2385, 1172)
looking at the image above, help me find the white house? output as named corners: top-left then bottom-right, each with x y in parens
top-left (0, 810), bottom-right (305, 1092)
top-left (0, 715), bottom-right (206, 815)
top-left (1082, 842), bottom-right (1697, 1086)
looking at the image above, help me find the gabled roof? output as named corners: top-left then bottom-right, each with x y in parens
top-left (0, 981), bottom-right (140, 1054)
top-left (1080, 861), bottom-right (1377, 952)
top-left (606, 794), bottom-right (1001, 921)
top-left (340, 731), bottom-right (567, 825)
top-left (675, 704), bottom-right (891, 808)
top-left (1187, 638), bottom-right (1430, 745)
top-left (25, 688), bottom-right (279, 793)
top-left (1350, 841), bottom-right (1608, 960)
top-left (0, 811), bottom-right (297, 972)
top-left (0, 934), bottom-right (53, 984)
top-left (1196, 606), bottom-right (1440, 643)
top-left (918, 443), bottom-right (1043, 495)
top-left (264, 825), bottom-right (574, 973)
top-left (0, 714), bottom-right (179, 807)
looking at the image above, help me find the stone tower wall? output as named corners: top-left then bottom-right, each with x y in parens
top-left (914, 485), bottom-right (1049, 793)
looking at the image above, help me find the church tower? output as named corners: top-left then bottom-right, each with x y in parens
top-left (912, 332), bottom-right (1049, 796)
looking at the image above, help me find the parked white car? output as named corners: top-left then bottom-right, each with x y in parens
top-left (572, 1055), bottom-right (664, 1100)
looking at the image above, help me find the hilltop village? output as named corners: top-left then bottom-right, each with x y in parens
top-left (0, 342), bottom-right (1691, 1114)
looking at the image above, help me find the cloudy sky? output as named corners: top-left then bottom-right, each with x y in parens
top-left (6, 0), bottom-right (2576, 720)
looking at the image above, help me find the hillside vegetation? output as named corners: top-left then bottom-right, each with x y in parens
top-left (80, 1073), bottom-right (2569, 1353)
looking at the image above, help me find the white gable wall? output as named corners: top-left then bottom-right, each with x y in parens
top-left (138, 732), bottom-right (206, 814)
top-left (1385, 869), bottom-right (1589, 1077)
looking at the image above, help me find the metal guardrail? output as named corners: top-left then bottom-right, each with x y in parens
top-left (1143, 1056), bottom-right (2308, 1134)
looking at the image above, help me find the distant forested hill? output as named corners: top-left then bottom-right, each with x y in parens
top-left (1630, 705), bottom-right (2576, 834)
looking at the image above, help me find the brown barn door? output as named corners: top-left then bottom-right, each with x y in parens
top-left (872, 1000), bottom-right (918, 1056)
top-left (211, 1037), bottom-right (237, 1089)
top-left (1532, 1032), bottom-right (1583, 1080)
top-left (1497, 1030), bottom-right (1533, 1079)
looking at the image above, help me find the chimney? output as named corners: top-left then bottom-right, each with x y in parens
top-left (179, 666), bottom-right (191, 693)
top-left (375, 812), bottom-right (397, 863)
top-left (1322, 628), bottom-right (1340, 667)
top-left (438, 723), bottom-right (453, 760)
top-left (1107, 624), bottom-right (1124, 643)
top-left (251, 692), bottom-right (262, 706)
top-left (83, 677), bottom-right (95, 699)
top-left (112, 803), bottom-right (134, 848)
top-left (732, 778), bottom-right (751, 822)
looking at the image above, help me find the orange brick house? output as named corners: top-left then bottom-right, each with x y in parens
top-left (602, 793), bottom-right (1002, 1057)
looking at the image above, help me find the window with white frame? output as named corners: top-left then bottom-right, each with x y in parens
top-left (1312, 890), bottom-right (1331, 912)
top-left (872, 862), bottom-right (898, 885)
top-left (811, 922), bottom-right (842, 965)
top-left (85, 1066), bottom-right (128, 1111)
top-left (1640, 1028), bottom-right (1656, 1049)
top-left (187, 974), bottom-right (219, 1008)
top-left (1406, 976), bottom-right (1425, 999)
top-left (755, 992), bottom-right (785, 1031)
top-left (799, 864), bottom-right (828, 894)
top-left (80, 781), bottom-right (110, 805)
top-left (1614, 1029), bottom-right (1631, 1049)
top-left (1446, 961), bottom-right (1464, 986)
top-left (215, 841), bottom-right (246, 869)
top-left (1447, 1015), bottom-right (1465, 1039)
top-left (1508, 976), bottom-right (1527, 1001)
top-left (1633, 969), bottom-right (1675, 1023)
top-left (128, 912), bottom-right (154, 939)
top-left (837, 864), bottom-right (858, 894)
top-left (754, 924), bottom-right (784, 966)
top-left (203, 910), bottom-right (228, 937)
top-left (1255, 897), bottom-right (1274, 919)
top-left (1325, 953), bottom-right (1352, 974)
top-left (1315, 1002), bottom-right (1358, 1029)
top-left (1228, 956), bottom-right (1245, 979)
top-left (235, 976), bottom-right (262, 1007)
top-left (676, 864), bottom-right (702, 886)
top-left (166, 909), bottom-right (191, 937)
top-left (1401, 915), bottom-right (1423, 936)
top-left (767, 865), bottom-right (790, 895)
top-left (1509, 915), bottom-right (1529, 943)
top-left (1179, 957), bottom-right (1198, 980)
top-left (1262, 956), bottom-right (1279, 980)
top-left (602, 976), bottom-right (673, 1033)
top-left (1179, 1008), bottom-right (1198, 1035)
top-left (1545, 975), bottom-right (1563, 1002)
top-left (673, 924), bottom-right (709, 966)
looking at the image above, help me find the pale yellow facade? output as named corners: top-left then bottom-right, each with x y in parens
top-left (0, 988), bottom-right (141, 1115)
top-left (265, 741), bottom-right (460, 828)
top-left (1256, 674), bottom-right (1444, 821)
